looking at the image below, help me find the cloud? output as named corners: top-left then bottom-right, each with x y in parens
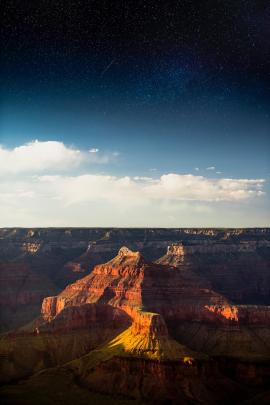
top-left (5, 173), bottom-right (263, 207)
top-left (133, 176), bottom-right (153, 182)
top-left (0, 172), bottom-right (266, 226)
top-left (0, 140), bottom-right (114, 174)
top-left (145, 174), bottom-right (265, 202)
top-left (206, 166), bottom-right (215, 170)
top-left (0, 140), bottom-right (267, 226)
top-left (195, 167), bottom-right (200, 171)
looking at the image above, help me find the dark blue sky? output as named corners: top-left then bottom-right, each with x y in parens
top-left (0, 1), bottom-right (269, 226)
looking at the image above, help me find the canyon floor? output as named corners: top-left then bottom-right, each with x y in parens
top-left (0, 228), bottom-right (270, 404)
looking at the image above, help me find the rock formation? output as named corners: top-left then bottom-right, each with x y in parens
top-left (1, 227), bottom-right (269, 330)
top-left (0, 229), bottom-right (270, 403)
top-left (41, 246), bottom-right (232, 326)
top-left (158, 240), bottom-right (270, 304)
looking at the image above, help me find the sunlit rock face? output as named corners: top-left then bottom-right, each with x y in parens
top-left (205, 304), bottom-right (239, 321)
top-left (40, 245), bottom-right (270, 331)
top-left (41, 246), bottom-right (231, 325)
top-left (41, 247), bottom-right (156, 319)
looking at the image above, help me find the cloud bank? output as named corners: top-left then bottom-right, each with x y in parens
top-left (0, 140), bottom-right (267, 226)
top-left (33, 173), bottom-right (265, 205)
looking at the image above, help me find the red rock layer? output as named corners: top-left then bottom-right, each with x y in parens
top-left (159, 242), bottom-right (270, 305)
top-left (129, 310), bottom-right (169, 337)
top-left (39, 303), bottom-right (130, 333)
top-left (42, 247), bottom-right (146, 320)
top-left (41, 246), bottom-right (236, 328)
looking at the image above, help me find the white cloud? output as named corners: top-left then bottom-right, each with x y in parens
top-left (3, 172), bottom-right (264, 207)
top-left (195, 167), bottom-right (200, 171)
top-left (0, 140), bottom-right (113, 174)
top-left (145, 174), bottom-right (265, 202)
top-left (133, 176), bottom-right (153, 182)
top-left (0, 140), bottom-right (267, 226)
top-left (0, 172), bottom-right (266, 227)
top-left (206, 166), bottom-right (215, 170)
top-left (89, 148), bottom-right (99, 153)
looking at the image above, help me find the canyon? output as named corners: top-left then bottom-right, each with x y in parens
top-left (0, 228), bottom-right (269, 404)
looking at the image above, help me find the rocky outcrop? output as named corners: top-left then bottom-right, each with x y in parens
top-left (203, 304), bottom-right (270, 325)
top-left (41, 247), bottom-right (148, 320)
top-left (41, 247), bottom-right (231, 326)
top-left (41, 295), bottom-right (66, 321)
top-left (131, 311), bottom-right (168, 337)
top-left (41, 245), bottom-right (270, 330)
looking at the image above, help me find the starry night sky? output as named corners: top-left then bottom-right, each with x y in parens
top-left (0, 1), bottom-right (269, 226)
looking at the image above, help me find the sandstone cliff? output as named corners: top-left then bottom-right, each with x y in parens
top-left (41, 246), bottom-right (231, 326)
